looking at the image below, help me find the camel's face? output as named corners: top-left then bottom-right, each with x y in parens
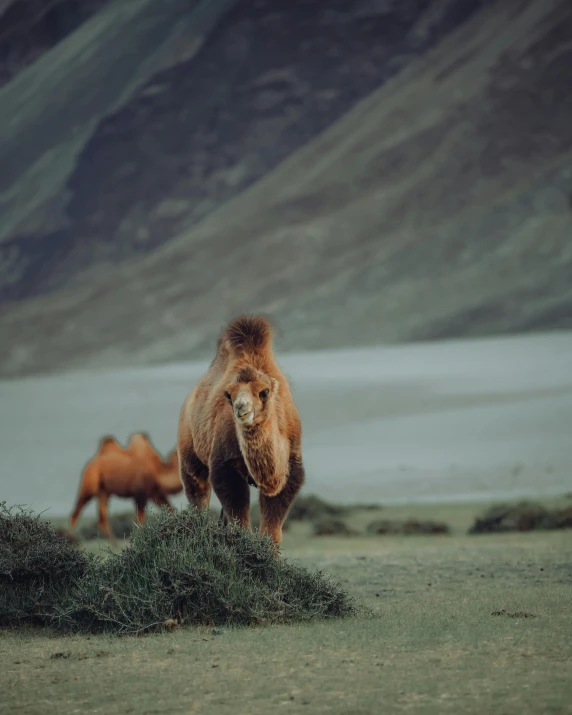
top-left (224, 368), bottom-right (278, 428)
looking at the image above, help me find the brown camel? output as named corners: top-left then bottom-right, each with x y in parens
top-left (70, 433), bottom-right (182, 541)
top-left (96, 434), bottom-right (124, 455)
top-left (177, 315), bottom-right (305, 546)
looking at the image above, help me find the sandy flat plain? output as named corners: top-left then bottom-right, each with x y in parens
top-left (1, 331), bottom-right (571, 518)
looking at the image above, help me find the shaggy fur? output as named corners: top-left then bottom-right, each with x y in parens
top-left (178, 315), bottom-right (305, 545)
top-left (70, 434), bottom-right (181, 542)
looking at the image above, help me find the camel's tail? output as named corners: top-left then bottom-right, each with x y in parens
top-left (70, 461), bottom-right (100, 530)
top-left (222, 315), bottom-right (273, 355)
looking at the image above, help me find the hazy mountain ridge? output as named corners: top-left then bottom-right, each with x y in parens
top-left (0, 0), bottom-right (110, 87)
top-left (0, 0), bottom-right (488, 302)
top-left (0, 0), bottom-right (571, 377)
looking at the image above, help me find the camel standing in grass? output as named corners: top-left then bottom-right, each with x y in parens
top-left (70, 433), bottom-right (182, 541)
top-left (178, 315), bottom-right (305, 546)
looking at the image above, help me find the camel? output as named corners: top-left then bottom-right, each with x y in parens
top-left (177, 315), bottom-right (305, 546)
top-left (96, 434), bottom-right (125, 455)
top-left (70, 433), bottom-right (182, 542)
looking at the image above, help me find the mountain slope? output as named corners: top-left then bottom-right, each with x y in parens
top-left (0, 0), bottom-right (487, 301)
top-left (0, 0), bottom-right (240, 246)
top-left (1, 0), bottom-right (571, 377)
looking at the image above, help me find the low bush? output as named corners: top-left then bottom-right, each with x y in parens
top-left (0, 503), bottom-right (355, 633)
top-left (287, 495), bottom-right (348, 522)
top-left (312, 518), bottom-right (359, 536)
top-left (366, 518), bottom-right (450, 535)
top-left (469, 501), bottom-right (572, 534)
top-left (0, 503), bottom-right (94, 626)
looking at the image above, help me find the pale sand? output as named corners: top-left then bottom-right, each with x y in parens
top-left (0, 332), bottom-right (570, 518)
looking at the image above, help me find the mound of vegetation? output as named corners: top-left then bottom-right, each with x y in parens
top-left (77, 511), bottom-right (136, 541)
top-left (287, 495), bottom-right (349, 522)
top-left (312, 518), bottom-right (359, 537)
top-left (0, 503), bottom-right (355, 633)
top-left (248, 494), bottom-right (346, 530)
top-left (366, 518), bottom-right (450, 536)
top-left (0, 503), bottom-right (94, 626)
top-left (53, 527), bottom-right (80, 545)
top-left (469, 502), bottom-right (572, 534)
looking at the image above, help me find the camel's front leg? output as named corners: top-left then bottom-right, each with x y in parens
top-left (210, 458), bottom-right (251, 531)
top-left (259, 455), bottom-right (305, 546)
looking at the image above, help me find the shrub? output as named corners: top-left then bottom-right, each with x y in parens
top-left (287, 495), bottom-right (348, 522)
top-left (0, 503), bottom-right (94, 626)
top-left (366, 518), bottom-right (450, 535)
top-left (0, 503), bottom-right (356, 633)
top-left (312, 518), bottom-right (359, 536)
top-left (469, 501), bottom-right (572, 534)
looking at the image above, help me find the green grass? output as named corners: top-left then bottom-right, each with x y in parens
top-left (1, 502), bottom-right (572, 714)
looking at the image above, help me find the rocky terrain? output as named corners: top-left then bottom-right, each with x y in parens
top-left (0, 0), bottom-right (571, 376)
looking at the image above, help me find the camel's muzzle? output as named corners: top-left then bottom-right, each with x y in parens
top-left (234, 399), bottom-right (254, 424)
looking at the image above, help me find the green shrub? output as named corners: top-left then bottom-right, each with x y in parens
top-left (0, 502), bottom-right (94, 626)
top-left (0, 503), bottom-right (355, 634)
top-left (287, 494), bottom-right (348, 522)
top-left (312, 518), bottom-right (359, 536)
top-left (366, 518), bottom-right (450, 535)
top-left (469, 501), bottom-right (572, 534)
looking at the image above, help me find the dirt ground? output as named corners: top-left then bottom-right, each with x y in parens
top-left (1, 502), bottom-right (571, 715)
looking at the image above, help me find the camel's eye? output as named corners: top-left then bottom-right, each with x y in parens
top-left (259, 389), bottom-right (269, 400)
top-left (224, 391), bottom-right (232, 403)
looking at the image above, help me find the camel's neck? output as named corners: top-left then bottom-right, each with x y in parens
top-left (236, 420), bottom-right (289, 497)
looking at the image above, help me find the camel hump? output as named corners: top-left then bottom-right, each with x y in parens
top-left (222, 315), bottom-right (273, 355)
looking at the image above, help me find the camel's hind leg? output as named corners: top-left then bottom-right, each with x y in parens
top-left (259, 456), bottom-right (305, 546)
top-left (179, 445), bottom-right (211, 510)
top-left (134, 494), bottom-right (148, 524)
top-left (97, 492), bottom-right (117, 544)
top-left (70, 492), bottom-right (93, 532)
top-left (70, 464), bottom-right (98, 531)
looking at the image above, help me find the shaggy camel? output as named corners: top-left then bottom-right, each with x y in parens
top-left (70, 433), bottom-right (182, 541)
top-left (178, 315), bottom-right (305, 546)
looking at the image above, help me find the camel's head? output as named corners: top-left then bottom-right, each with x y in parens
top-left (224, 366), bottom-right (279, 428)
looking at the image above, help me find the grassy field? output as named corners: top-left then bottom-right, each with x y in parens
top-left (1, 502), bottom-right (571, 715)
